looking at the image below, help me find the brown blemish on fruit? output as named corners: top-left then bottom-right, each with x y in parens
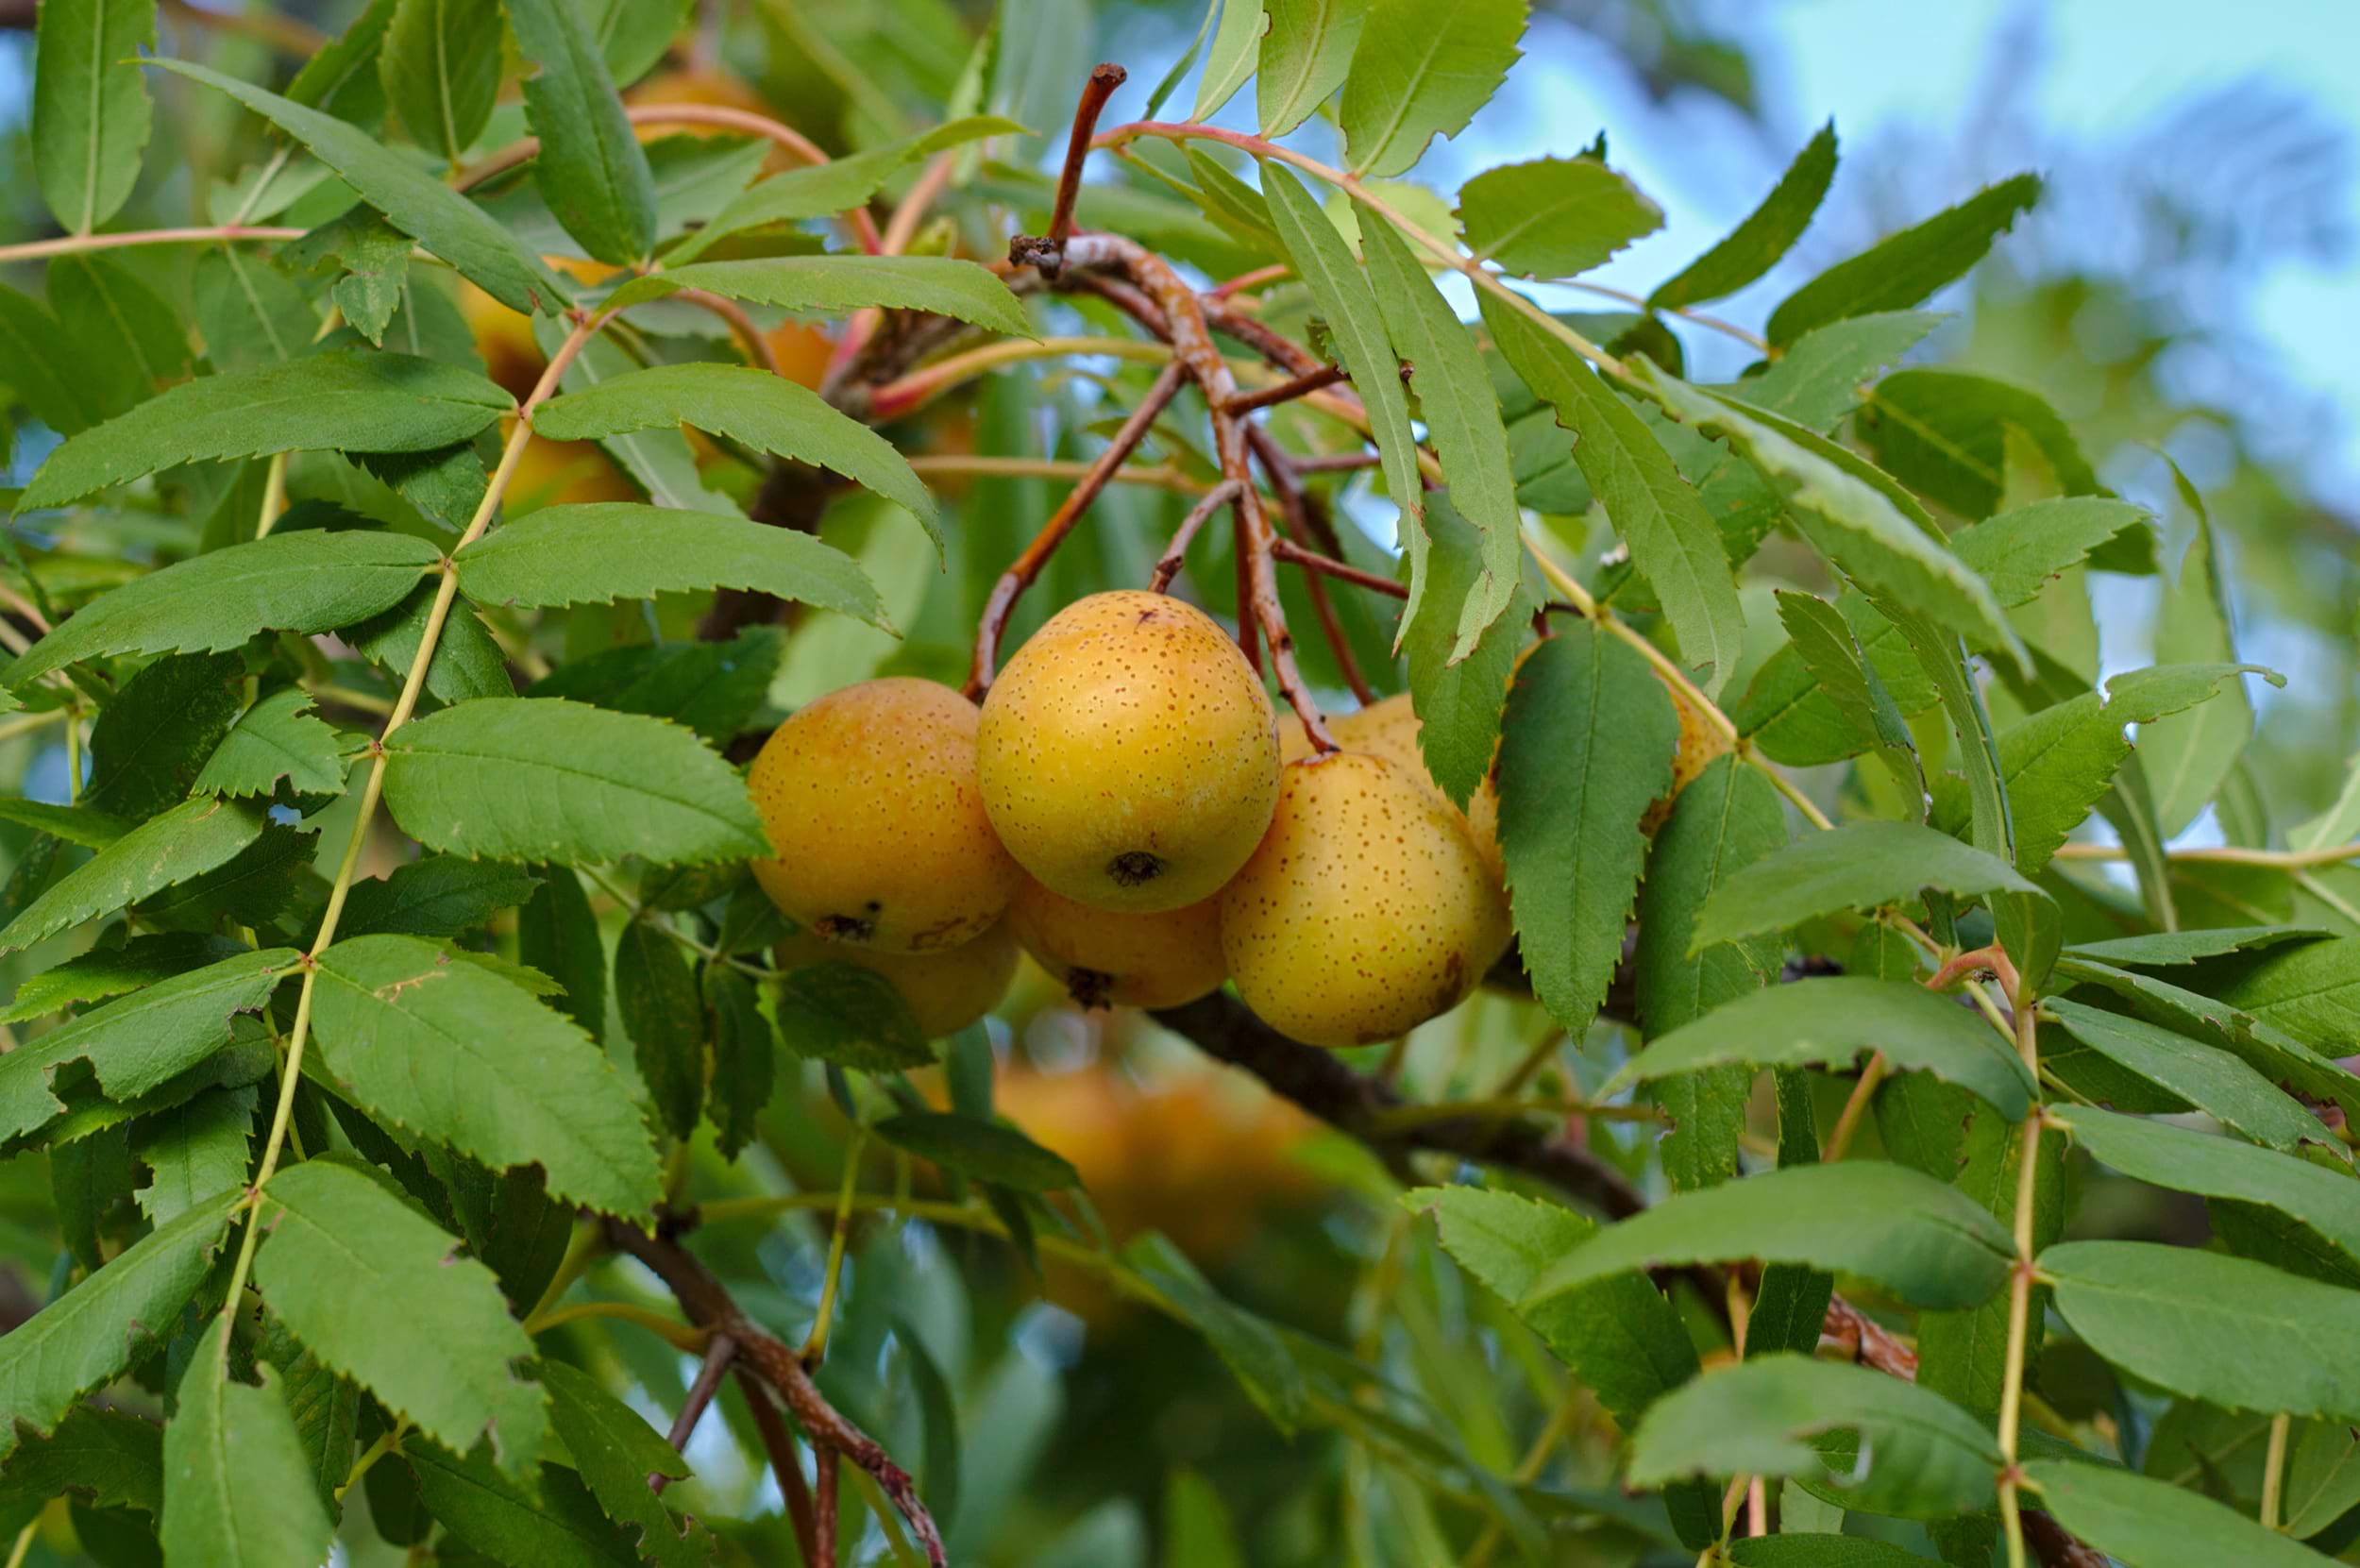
top-left (1066, 968), bottom-right (1115, 1010)
top-left (1107, 851), bottom-right (1164, 888)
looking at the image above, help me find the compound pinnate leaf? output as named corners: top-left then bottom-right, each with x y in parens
top-left (1496, 625), bottom-right (1677, 1038)
top-left (1481, 294), bottom-right (1742, 696)
top-left (380, 697), bottom-right (767, 867)
top-left (1629, 1355), bottom-right (2001, 1521)
top-left (531, 363), bottom-right (938, 543)
top-left (15, 350), bottom-right (512, 514)
top-left (254, 1158), bottom-right (548, 1476)
top-left (154, 59), bottom-right (570, 316)
top-left (2042, 1240), bottom-right (2360, 1423)
top-left (504, 0), bottom-right (657, 264)
top-left (2022, 1459), bottom-right (2331, 1568)
top-left (0, 1188), bottom-right (243, 1459)
top-left (1526, 1161), bottom-right (2014, 1312)
top-left (31, 0), bottom-right (156, 233)
top-left (0, 798), bottom-right (276, 954)
top-left (1611, 975), bottom-right (2035, 1121)
top-left (1458, 157), bottom-right (1662, 279)
top-left (1766, 173), bottom-right (2041, 346)
top-left (1650, 122), bottom-right (1837, 311)
top-left (455, 501), bottom-right (887, 628)
top-left (160, 1317), bottom-right (336, 1568)
top-left (1339, 0), bottom-right (1526, 178)
top-left (310, 933), bottom-right (662, 1218)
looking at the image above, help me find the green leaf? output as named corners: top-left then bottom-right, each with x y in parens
top-left (2201, 935), bottom-right (2360, 1051)
top-left (348, 580), bottom-right (515, 705)
top-left (160, 1317), bottom-right (337, 1568)
top-left (0, 799), bottom-right (273, 954)
top-left (771, 962), bottom-right (932, 1071)
top-left (407, 1442), bottom-right (642, 1566)
top-left (531, 362), bottom-right (938, 542)
top-left (1632, 757), bottom-right (1787, 1189)
top-left (280, 211), bottom-right (414, 348)
top-left (703, 967), bottom-right (772, 1160)
top-left (16, 350), bottom-right (513, 514)
top-left (0, 1405), bottom-right (162, 1518)
top-left (2022, 1458), bottom-right (2331, 1568)
top-left (2065, 927), bottom-right (2330, 969)
top-left (1765, 173), bottom-right (2041, 346)
top-left (154, 59), bottom-right (571, 316)
top-left (2041, 1240), bottom-right (2360, 1422)
top-left (31, 0), bottom-right (155, 232)
top-left (287, 0), bottom-right (396, 123)
top-left (1190, 0), bottom-right (1266, 120)
top-left (1650, 123), bottom-right (1837, 311)
top-left (2139, 519), bottom-right (2248, 837)
top-left (193, 246), bottom-right (312, 374)
top-left (0, 801), bottom-right (128, 851)
top-left (455, 501), bottom-right (886, 628)
top-left (1495, 625), bottom-right (1677, 1037)
top-left (0, 1188), bottom-right (242, 1458)
top-left (311, 933), bottom-right (661, 1218)
top-left (529, 627), bottom-right (782, 745)
top-left (1481, 295), bottom-right (1742, 695)
top-left (1525, 1160), bottom-right (2014, 1311)
top-left (379, 0), bottom-right (502, 165)
top-left (1628, 1355), bottom-right (2001, 1521)
top-left (536, 1359), bottom-right (708, 1567)
top-left (130, 1087), bottom-right (255, 1225)
top-left (1338, 0), bottom-right (1525, 178)
top-left (1257, 162), bottom-right (1427, 631)
top-left (518, 866), bottom-right (604, 1034)
top-left (1457, 157), bottom-right (1662, 279)
top-left (191, 686), bottom-right (351, 799)
top-left (1408, 1186), bottom-right (1699, 1433)
top-left (1399, 493), bottom-right (1527, 807)
top-left (1859, 370), bottom-right (2098, 520)
top-left (1775, 590), bottom-right (1917, 786)
top-left (1360, 205), bottom-right (1521, 658)
top-left (1624, 359), bottom-right (2024, 671)
top-left (1690, 819), bottom-right (2046, 953)
top-left (49, 254), bottom-right (193, 420)
top-left (613, 919), bottom-right (703, 1142)
top-left (504, 0), bottom-right (656, 264)
top-left (1, 932), bottom-right (240, 1022)
top-left (0, 284), bottom-right (110, 435)
top-left (83, 652), bottom-right (246, 821)
top-left (660, 115), bottom-right (1024, 267)
top-left (1731, 1541), bottom-right (1941, 1568)
top-left (605, 255), bottom-right (1030, 337)
top-left (1256, 0), bottom-right (1364, 136)
top-left (381, 697), bottom-right (767, 866)
top-left (2058, 1106), bottom-right (2360, 1282)
top-left (2045, 1003), bottom-right (2331, 1155)
top-left (533, 319), bottom-right (736, 515)
top-left (1612, 975), bottom-right (2035, 1120)
top-left (342, 856), bottom-right (542, 937)
top-left (136, 818), bottom-right (317, 928)
top-left (875, 1110), bottom-right (1079, 1191)
top-left (4, 530), bottom-right (437, 686)
top-left (255, 1158), bottom-right (548, 1474)
top-left (1123, 1234), bottom-right (1307, 1434)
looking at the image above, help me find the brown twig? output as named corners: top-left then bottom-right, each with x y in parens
top-left (1291, 450), bottom-right (1385, 474)
top-left (1269, 536), bottom-right (1409, 600)
top-left (1255, 440), bottom-right (1376, 703)
top-left (1146, 479), bottom-right (1242, 593)
top-left (813, 1447), bottom-right (840, 1566)
top-left (652, 1331), bottom-right (737, 1492)
top-left (733, 1369), bottom-right (820, 1564)
top-left (670, 289), bottom-right (780, 374)
top-left (964, 362), bottom-right (1187, 698)
top-left (606, 1220), bottom-right (948, 1566)
top-left (1046, 65), bottom-right (1129, 257)
top-left (1227, 362), bottom-right (1348, 414)
top-left (1210, 262), bottom-right (1290, 299)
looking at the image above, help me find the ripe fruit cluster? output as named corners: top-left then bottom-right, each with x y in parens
top-left (747, 590), bottom-right (1514, 1047)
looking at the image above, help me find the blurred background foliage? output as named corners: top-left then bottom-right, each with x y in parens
top-left (0, 0), bottom-right (2354, 1562)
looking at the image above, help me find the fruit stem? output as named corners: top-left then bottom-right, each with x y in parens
top-left (1146, 478), bottom-right (1243, 593)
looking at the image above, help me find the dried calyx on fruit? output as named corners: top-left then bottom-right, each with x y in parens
top-left (1007, 875), bottom-right (1227, 1010)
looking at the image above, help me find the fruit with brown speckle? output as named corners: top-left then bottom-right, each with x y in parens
top-left (1280, 693), bottom-right (1504, 885)
top-left (748, 678), bottom-right (1020, 952)
top-left (1219, 752), bottom-right (1511, 1048)
top-left (978, 591), bottom-right (1279, 913)
top-left (1007, 876), bottom-right (1226, 1009)
top-left (774, 921), bottom-right (1017, 1037)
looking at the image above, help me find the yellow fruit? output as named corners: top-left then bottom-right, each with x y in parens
top-left (1280, 694), bottom-right (1504, 884)
top-left (1006, 876), bottom-right (1225, 1009)
top-left (774, 922), bottom-right (1017, 1037)
top-left (1220, 753), bottom-right (1511, 1048)
top-left (748, 678), bottom-right (1020, 952)
top-left (978, 591), bottom-right (1279, 913)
